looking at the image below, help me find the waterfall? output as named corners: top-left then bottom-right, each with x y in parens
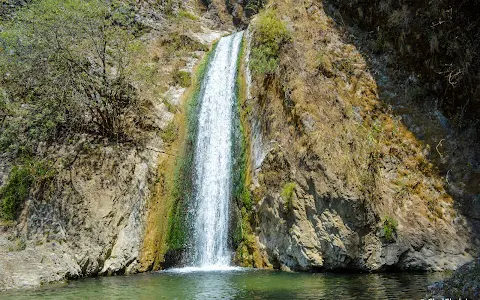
top-left (189, 31), bottom-right (244, 268)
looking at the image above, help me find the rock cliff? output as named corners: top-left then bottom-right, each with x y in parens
top-left (241, 0), bottom-right (477, 272)
top-left (0, 0), bottom-right (230, 290)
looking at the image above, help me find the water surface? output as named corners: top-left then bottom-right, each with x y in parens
top-left (3, 269), bottom-right (446, 299)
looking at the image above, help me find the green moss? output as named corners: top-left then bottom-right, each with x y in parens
top-left (250, 9), bottom-right (291, 75)
top-left (382, 216), bottom-right (398, 242)
top-left (233, 40), bottom-right (251, 210)
top-left (231, 35), bottom-right (262, 266)
top-left (166, 42), bottom-right (218, 251)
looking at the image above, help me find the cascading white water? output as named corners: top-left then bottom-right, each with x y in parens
top-left (190, 31), bottom-right (244, 268)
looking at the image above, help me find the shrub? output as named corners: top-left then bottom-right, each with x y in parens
top-left (178, 9), bottom-right (198, 20)
top-left (0, 159), bottom-right (56, 220)
top-left (250, 9), bottom-right (291, 75)
top-left (382, 216), bottom-right (398, 242)
top-left (281, 182), bottom-right (296, 211)
top-left (173, 70), bottom-right (192, 87)
top-left (161, 121), bottom-right (179, 144)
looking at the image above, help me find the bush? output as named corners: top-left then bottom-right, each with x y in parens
top-left (281, 182), bottom-right (296, 211)
top-left (0, 159), bottom-right (56, 220)
top-left (382, 216), bottom-right (398, 242)
top-left (173, 70), bottom-right (192, 87)
top-left (161, 121), bottom-right (179, 144)
top-left (250, 10), bottom-right (291, 75)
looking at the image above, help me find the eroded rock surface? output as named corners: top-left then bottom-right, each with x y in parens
top-left (0, 140), bottom-right (158, 290)
top-left (244, 0), bottom-right (475, 272)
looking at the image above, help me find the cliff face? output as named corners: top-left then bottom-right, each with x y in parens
top-left (323, 0), bottom-right (480, 240)
top-left (243, 0), bottom-right (477, 272)
top-left (0, 139), bottom-right (159, 289)
top-left (0, 0), bottom-right (230, 290)
top-left (325, 0), bottom-right (480, 124)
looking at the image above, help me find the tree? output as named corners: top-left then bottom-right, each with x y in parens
top-left (0, 0), bottom-right (141, 156)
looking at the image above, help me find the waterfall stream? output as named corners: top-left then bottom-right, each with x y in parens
top-left (188, 31), bottom-right (244, 268)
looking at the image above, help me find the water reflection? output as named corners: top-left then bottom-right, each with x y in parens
top-left (2, 269), bottom-right (448, 300)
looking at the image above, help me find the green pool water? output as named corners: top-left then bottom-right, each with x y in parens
top-left (3, 268), bottom-right (447, 299)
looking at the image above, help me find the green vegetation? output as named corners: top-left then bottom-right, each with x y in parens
top-left (233, 37), bottom-right (253, 212)
top-left (250, 9), bottom-right (291, 75)
top-left (382, 216), bottom-right (398, 242)
top-left (173, 70), bottom-right (192, 88)
top-left (232, 37), bottom-right (265, 268)
top-left (0, 0), bottom-right (144, 159)
top-left (161, 122), bottom-right (179, 144)
top-left (166, 43), bottom-right (217, 251)
top-left (0, 159), bottom-right (56, 220)
top-left (245, 0), bottom-right (267, 15)
top-left (0, 0), bottom-right (150, 221)
top-left (178, 9), bottom-right (198, 21)
top-left (281, 182), bottom-right (296, 211)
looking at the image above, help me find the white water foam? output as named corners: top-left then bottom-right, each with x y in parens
top-left (164, 266), bottom-right (245, 274)
top-left (187, 31), bottom-right (244, 269)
